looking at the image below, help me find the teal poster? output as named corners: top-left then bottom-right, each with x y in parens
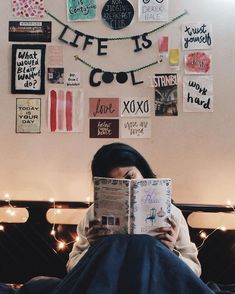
top-left (67, 0), bottom-right (97, 21)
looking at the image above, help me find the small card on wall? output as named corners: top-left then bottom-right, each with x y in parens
top-left (138, 0), bottom-right (168, 22)
top-left (47, 45), bottom-right (63, 67)
top-left (182, 23), bottom-right (212, 50)
top-left (120, 118), bottom-right (151, 138)
top-left (48, 88), bottom-right (84, 132)
top-left (89, 119), bottom-right (119, 138)
top-left (9, 21), bottom-right (51, 42)
top-left (11, 44), bottom-right (46, 94)
top-left (16, 98), bottom-right (41, 133)
top-left (121, 97), bottom-right (151, 117)
top-left (89, 98), bottom-right (119, 118)
top-left (47, 68), bottom-right (64, 84)
top-left (66, 72), bottom-right (80, 87)
top-left (183, 75), bottom-right (213, 112)
top-left (184, 51), bottom-right (212, 74)
top-left (66, 0), bottom-right (97, 21)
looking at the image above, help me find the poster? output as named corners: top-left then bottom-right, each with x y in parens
top-left (89, 97), bottom-right (119, 118)
top-left (16, 98), bottom-right (41, 133)
top-left (120, 118), bottom-right (151, 138)
top-left (47, 45), bottom-right (63, 67)
top-left (67, 0), bottom-right (97, 21)
top-left (89, 119), bottom-right (119, 138)
top-left (48, 88), bottom-right (84, 132)
top-left (121, 97), bottom-right (151, 117)
top-left (47, 68), bottom-right (64, 84)
top-left (9, 21), bottom-right (51, 42)
top-left (138, 0), bottom-right (168, 22)
top-left (154, 73), bottom-right (178, 116)
top-left (66, 72), bottom-right (80, 87)
top-left (183, 75), bottom-right (213, 112)
top-left (12, 0), bottom-right (44, 18)
top-left (184, 51), bottom-right (212, 74)
top-left (11, 44), bottom-right (46, 94)
top-left (182, 23), bottom-right (212, 50)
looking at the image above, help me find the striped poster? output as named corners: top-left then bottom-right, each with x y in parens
top-left (48, 88), bottom-right (84, 132)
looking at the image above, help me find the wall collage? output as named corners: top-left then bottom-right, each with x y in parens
top-left (10, 0), bottom-right (213, 139)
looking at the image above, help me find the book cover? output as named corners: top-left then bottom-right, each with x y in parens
top-left (94, 177), bottom-right (171, 235)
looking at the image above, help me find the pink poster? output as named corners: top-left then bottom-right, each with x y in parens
top-left (48, 89), bottom-right (84, 132)
top-left (12, 0), bottom-right (44, 18)
top-left (89, 98), bottom-right (119, 118)
top-left (184, 51), bottom-right (212, 74)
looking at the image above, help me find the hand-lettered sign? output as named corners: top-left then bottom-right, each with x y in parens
top-left (183, 75), bottom-right (213, 112)
top-left (121, 118), bottom-right (151, 138)
top-left (121, 97), bottom-right (151, 117)
top-left (89, 119), bottom-right (119, 138)
top-left (184, 51), bottom-right (212, 74)
top-left (11, 44), bottom-right (46, 94)
top-left (138, 0), bottom-right (168, 22)
top-left (89, 97), bottom-right (119, 118)
top-left (182, 23), bottom-right (212, 50)
top-left (16, 98), bottom-right (41, 133)
top-left (67, 0), bottom-right (97, 21)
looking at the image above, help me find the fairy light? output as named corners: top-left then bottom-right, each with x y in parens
top-left (197, 226), bottom-right (227, 250)
top-left (226, 200), bottom-right (235, 212)
top-left (0, 225), bottom-right (4, 231)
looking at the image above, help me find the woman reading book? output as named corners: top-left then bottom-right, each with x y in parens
top-left (54, 142), bottom-right (213, 294)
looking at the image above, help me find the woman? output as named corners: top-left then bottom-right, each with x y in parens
top-left (53, 142), bottom-right (213, 294)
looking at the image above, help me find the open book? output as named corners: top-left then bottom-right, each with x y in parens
top-left (94, 177), bottom-right (172, 234)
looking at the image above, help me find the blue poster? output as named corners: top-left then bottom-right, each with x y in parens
top-left (67, 0), bottom-right (97, 21)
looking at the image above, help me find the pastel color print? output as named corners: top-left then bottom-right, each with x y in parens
top-left (12, 0), bottom-right (44, 18)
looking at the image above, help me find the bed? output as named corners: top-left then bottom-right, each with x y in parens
top-left (0, 201), bottom-right (234, 291)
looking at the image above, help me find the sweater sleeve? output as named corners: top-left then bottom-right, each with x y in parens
top-left (172, 205), bottom-right (202, 277)
top-left (66, 205), bottom-right (94, 272)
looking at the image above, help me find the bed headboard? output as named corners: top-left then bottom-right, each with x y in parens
top-left (0, 201), bottom-right (234, 284)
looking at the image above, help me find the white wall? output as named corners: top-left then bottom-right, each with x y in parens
top-left (0, 0), bottom-right (235, 204)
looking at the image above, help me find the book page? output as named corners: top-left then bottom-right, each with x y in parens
top-left (94, 177), bottom-right (131, 234)
top-left (131, 179), bottom-right (171, 234)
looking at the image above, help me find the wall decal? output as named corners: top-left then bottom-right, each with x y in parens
top-left (154, 73), bottom-right (178, 116)
top-left (121, 118), bottom-right (151, 138)
top-left (47, 68), bottom-right (64, 84)
top-left (182, 23), bottom-right (212, 50)
top-left (89, 119), bottom-right (119, 138)
top-left (66, 72), bottom-right (81, 86)
top-left (184, 51), bottom-right (212, 74)
top-left (89, 97), bottom-right (119, 117)
top-left (9, 21), bottom-right (51, 42)
top-left (138, 0), bottom-right (168, 22)
top-left (183, 75), bottom-right (213, 112)
top-left (66, 0), bottom-right (97, 21)
top-left (158, 36), bottom-right (168, 53)
top-left (11, 44), bottom-right (45, 94)
top-left (16, 98), bottom-right (41, 133)
top-left (121, 97), bottom-right (151, 117)
top-left (12, 0), bottom-right (44, 18)
top-left (48, 88), bottom-right (84, 132)
top-left (101, 0), bottom-right (134, 30)
top-left (45, 10), bottom-right (187, 54)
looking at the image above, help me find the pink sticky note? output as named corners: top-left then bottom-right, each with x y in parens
top-left (158, 36), bottom-right (168, 52)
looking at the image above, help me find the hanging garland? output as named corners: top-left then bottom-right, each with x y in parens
top-left (45, 10), bottom-right (187, 55)
top-left (74, 55), bottom-right (163, 86)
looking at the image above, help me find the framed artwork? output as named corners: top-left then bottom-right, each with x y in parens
top-left (16, 98), bottom-right (41, 133)
top-left (11, 44), bottom-right (46, 94)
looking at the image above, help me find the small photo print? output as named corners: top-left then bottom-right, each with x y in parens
top-left (47, 68), bottom-right (64, 84)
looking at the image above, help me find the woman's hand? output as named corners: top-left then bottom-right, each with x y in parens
top-left (148, 217), bottom-right (177, 251)
top-left (85, 219), bottom-right (113, 246)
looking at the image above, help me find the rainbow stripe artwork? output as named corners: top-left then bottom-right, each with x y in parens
top-left (48, 88), bottom-right (84, 132)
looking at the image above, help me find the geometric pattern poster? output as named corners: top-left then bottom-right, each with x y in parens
top-left (48, 88), bottom-right (84, 132)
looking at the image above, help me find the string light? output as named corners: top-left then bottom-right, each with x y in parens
top-left (226, 200), bottom-right (235, 212)
top-left (0, 225), bottom-right (4, 231)
top-left (197, 226), bottom-right (227, 251)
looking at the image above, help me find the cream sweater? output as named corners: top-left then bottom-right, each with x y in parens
top-left (67, 204), bottom-right (201, 277)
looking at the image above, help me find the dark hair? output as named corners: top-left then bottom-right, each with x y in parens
top-left (91, 142), bottom-right (156, 178)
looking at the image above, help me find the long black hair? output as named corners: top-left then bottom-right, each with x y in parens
top-left (91, 142), bottom-right (156, 178)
